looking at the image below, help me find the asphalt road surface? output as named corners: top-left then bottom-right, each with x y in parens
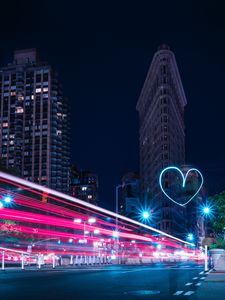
top-left (0, 262), bottom-right (205, 300)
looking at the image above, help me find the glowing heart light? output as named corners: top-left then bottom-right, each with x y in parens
top-left (159, 166), bottom-right (204, 207)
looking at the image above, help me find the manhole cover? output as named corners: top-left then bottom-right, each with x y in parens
top-left (124, 290), bottom-right (160, 296)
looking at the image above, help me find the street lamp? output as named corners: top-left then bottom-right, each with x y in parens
top-left (137, 207), bottom-right (153, 223)
top-left (112, 231), bottom-right (119, 238)
top-left (142, 211), bottom-right (150, 219)
top-left (202, 205), bottom-right (211, 238)
top-left (156, 244), bottom-right (162, 250)
top-left (73, 218), bottom-right (82, 223)
top-left (203, 206), bottom-right (210, 215)
top-left (4, 196), bottom-right (12, 204)
top-left (187, 233), bottom-right (194, 241)
top-left (80, 218), bottom-right (96, 238)
top-left (88, 217), bottom-right (96, 224)
top-left (0, 196), bottom-right (13, 208)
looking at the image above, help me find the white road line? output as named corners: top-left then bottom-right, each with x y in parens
top-left (195, 282), bottom-right (201, 286)
top-left (168, 268), bottom-right (203, 270)
top-left (185, 282), bottom-right (193, 286)
top-left (173, 291), bottom-right (184, 296)
top-left (193, 277), bottom-right (198, 280)
top-left (200, 277), bottom-right (206, 280)
top-left (119, 269), bottom-right (156, 274)
top-left (199, 271), bottom-right (204, 274)
top-left (184, 291), bottom-right (194, 296)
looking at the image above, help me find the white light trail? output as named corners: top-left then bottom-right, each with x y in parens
top-left (0, 171), bottom-right (193, 246)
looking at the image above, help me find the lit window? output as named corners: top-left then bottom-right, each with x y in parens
top-left (31, 95), bottom-right (34, 100)
top-left (82, 186), bottom-right (87, 191)
top-left (56, 130), bottom-right (62, 136)
top-left (2, 122), bottom-right (8, 128)
top-left (88, 195), bottom-right (92, 199)
top-left (10, 91), bottom-right (16, 96)
top-left (18, 96), bottom-right (24, 101)
top-left (35, 88), bottom-right (41, 93)
top-left (16, 107), bottom-right (24, 113)
top-left (9, 140), bottom-right (14, 145)
top-left (43, 87), bottom-right (48, 92)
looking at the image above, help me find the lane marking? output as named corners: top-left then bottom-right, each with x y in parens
top-left (200, 277), bottom-right (206, 280)
top-left (167, 268), bottom-right (203, 270)
top-left (184, 291), bottom-right (194, 296)
top-left (192, 277), bottom-right (198, 280)
top-left (195, 283), bottom-right (201, 286)
top-left (173, 291), bottom-right (183, 296)
top-left (185, 282), bottom-right (193, 286)
top-left (199, 271), bottom-right (204, 275)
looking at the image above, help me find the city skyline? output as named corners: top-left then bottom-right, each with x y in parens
top-left (0, 1), bottom-right (224, 209)
top-left (0, 2), bottom-right (225, 299)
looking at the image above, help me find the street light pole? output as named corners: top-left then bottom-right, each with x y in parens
top-left (115, 184), bottom-right (123, 262)
top-left (2, 251), bottom-right (5, 271)
top-left (115, 184), bottom-right (123, 234)
top-left (115, 183), bottom-right (136, 262)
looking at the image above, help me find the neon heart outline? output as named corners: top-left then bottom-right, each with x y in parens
top-left (159, 166), bottom-right (204, 207)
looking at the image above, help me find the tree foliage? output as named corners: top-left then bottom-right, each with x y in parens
top-left (209, 191), bottom-right (225, 234)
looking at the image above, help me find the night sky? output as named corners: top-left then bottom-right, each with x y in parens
top-left (0, 1), bottom-right (225, 210)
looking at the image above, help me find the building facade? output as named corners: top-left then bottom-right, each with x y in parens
top-left (0, 49), bottom-right (70, 193)
top-left (119, 172), bottom-right (140, 217)
top-left (70, 165), bottom-right (98, 205)
top-left (136, 45), bottom-right (187, 235)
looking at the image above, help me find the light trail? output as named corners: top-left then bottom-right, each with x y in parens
top-left (0, 171), bottom-right (204, 266)
top-left (0, 172), bottom-right (193, 246)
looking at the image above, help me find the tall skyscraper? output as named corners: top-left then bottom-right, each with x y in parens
top-left (0, 49), bottom-right (70, 193)
top-left (136, 45), bottom-right (187, 235)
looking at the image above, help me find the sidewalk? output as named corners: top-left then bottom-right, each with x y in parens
top-left (192, 271), bottom-right (225, 300)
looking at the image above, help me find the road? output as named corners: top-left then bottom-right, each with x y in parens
top-left (0, 262), bottom-right (205, 300)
